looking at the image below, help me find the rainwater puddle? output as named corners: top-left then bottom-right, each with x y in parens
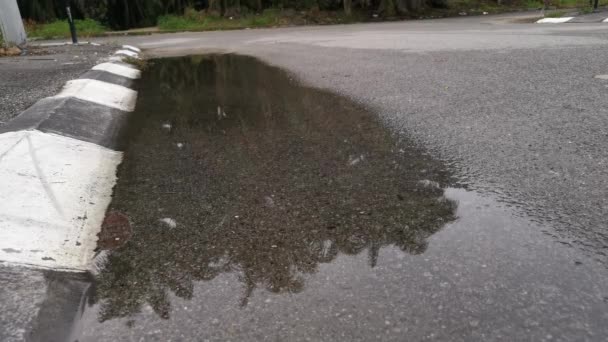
top-left (77, 55), bottom-right (608, 341)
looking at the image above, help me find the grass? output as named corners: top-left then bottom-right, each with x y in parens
top-left (545, 9), bottom-right (568, 16)
top-left (123, 56), bottom-right (151, 70)
top-left (157, 8), bottom-right (361, 32)
top-left (578, 5), bottom-right (596, 13)
top-left (25, 19), bottom-right (107, 39)
top-left (528, 0), bottom-right (608, 8)
top-left (158, 10), bottom-right (281, 31)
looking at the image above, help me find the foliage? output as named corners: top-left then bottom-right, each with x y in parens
top-left (18, 0), bottom-right (450, 30)
top-left (123, 56), bottom-right (151, 70)
top-left (25, 19), bottom-right (107, 39)
top-left (158, 10), bottom-right (285, 31)
top-left (17, 0), bottom-right (608, 31)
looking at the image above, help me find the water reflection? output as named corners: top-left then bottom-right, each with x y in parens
top-left (94, 55), bottom-right (457, 321)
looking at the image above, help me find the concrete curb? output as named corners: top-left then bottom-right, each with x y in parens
top-left (0, 45), bottom-right (143, 272)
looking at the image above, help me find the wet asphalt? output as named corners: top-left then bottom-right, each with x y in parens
top-left (74, 53), bottom-right (608, 340)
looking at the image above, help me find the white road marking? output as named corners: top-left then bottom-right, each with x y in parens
top-left (603, 18), bottom-right (608, 23)
top-left (536, 17), bottom-right (574, 23)
top-left (115, 49), bottom-right (140, 58)
top-left (594, 74), bottom-right (608, 79)
top-left (0, 130), bottom-right (122, 271)
top-left (122, 45), bottom-right (141, 53)
top-left (92, 62), bottom-right (141, 79)
top-left (54, 79), bottom-right (137, 112)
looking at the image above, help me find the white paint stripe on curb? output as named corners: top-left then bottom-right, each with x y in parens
top-left (122, 45), bottom-right (141, 53)
top-left (536, 17), bottom-right (574, 23)
top-left (602, 18), bottom-right (608, 23)
top-left (92, 62), bottom-right (141, 79)
top-left (54, 79), bottom-right (137, 112)
top-left (108, 56), bottom-right (126, 62)
top-left (115, 49), bottom-right (140, 58)
top-left (0, 130), bottom-right (122, 271)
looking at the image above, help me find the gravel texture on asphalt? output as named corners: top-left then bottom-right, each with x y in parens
top-left (115, 18), bottom-right (608, 264)
top-left (0, 43), bottom-right (116, 125)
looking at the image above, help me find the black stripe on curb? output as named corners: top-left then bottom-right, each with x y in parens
top-left (0, 97), bottom-right (130, 151)
top-left (79, 70), bottom-right (136, 89)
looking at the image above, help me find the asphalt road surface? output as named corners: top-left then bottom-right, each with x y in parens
top-left (0, 44), bottom-right (116, 125)
top-left (4, 11), bottom-right (608, 341)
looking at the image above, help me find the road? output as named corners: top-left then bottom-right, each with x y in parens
top-left (120, 12), bottom-right (608, 266)
top-left (4, 11), bottom-right (608, 341)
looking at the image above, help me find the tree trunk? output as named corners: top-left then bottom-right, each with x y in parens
top-left (344, 0), bottom-right (352, 16)
top-left (379, 0), bottom-right (396, 16)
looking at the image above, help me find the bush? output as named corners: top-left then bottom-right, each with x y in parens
top-left (26, 18), bottom-right (107, 39)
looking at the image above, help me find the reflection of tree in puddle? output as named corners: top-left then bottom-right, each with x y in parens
top-left (94, 55), bottom-right (457, 321)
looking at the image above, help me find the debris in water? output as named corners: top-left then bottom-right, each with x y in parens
top-left (217, 106), bottom-right (227, 119)
top-left (418, 179), bottom-right (441, 189)
top-left (176, 143), bottom-right (184, 149)
top-left (349, 154), bottom-right (365, 166)
top-left (160, 218), bottom-right (177, 229)
top-left (162, 123), bottom-right (172, 130)
top-left (98, 211), bottom-right (132, 250)
top-left (264, 196), bottom-right (275, 208)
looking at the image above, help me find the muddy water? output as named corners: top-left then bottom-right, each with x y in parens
top-left (95, 55), bottom-right (456, 319)
top-left (80, 55), bottom-right (608, 341)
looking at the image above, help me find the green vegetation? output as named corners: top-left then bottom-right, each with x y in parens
top-left (533, 0), bottom-right (608, 8)
top-left (157, 11), bottom-right (282, 31)
top-left (545, 9), bottom-right (567, 16)
top-left (123, 56), bottom-right (151, 70)
top-left (18, 0), bottom-right (450, 30)
top-left (26, 18), bottom-right (107, 39)
top-left (578, 5), bottom-right (596, 13)
top-left (157, 8), bottom-right (360, 32)
top-left (552, 0), bottom-right (593, 7)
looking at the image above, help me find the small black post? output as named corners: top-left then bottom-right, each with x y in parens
top-left (66, 5), bottom-right (78, 44)
top-left (594, 0), bottom-right (599, 10)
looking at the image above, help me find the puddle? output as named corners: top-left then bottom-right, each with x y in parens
top-left (80, 55), bottom-right (608, 340)
top-left (94, 54), bottom-right (457, 319)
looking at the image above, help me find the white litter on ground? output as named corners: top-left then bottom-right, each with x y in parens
top-left (159, 218), bottom-right (177, 229)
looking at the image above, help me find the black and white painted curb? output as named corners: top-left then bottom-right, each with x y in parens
top-left (0, 45), bottom-right (142, 272)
